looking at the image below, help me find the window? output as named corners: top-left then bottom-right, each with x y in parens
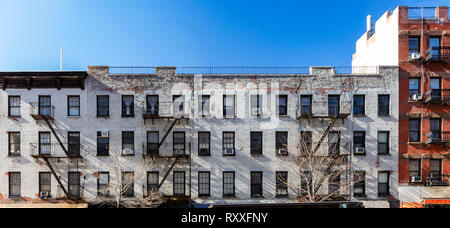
top-left (8, 96), bottom-right (20, 117)
top-left (251, 172), bottom-right (263, 197)
top-left (122, 132), bottom-right (134, 156)
top-left (198, 171), bottom-right (210, 196)
top-left (146, 95), bottom-right (159, 115)
top-left (198, 132), bottom-right (210, 156)
top-left (430, 118), bottom-right (442, 141)
top-left (300, 95), bottom-right (312, 115)
top-left (173, 95), bottom-right (184, 117)
top-left (300, 171), bottom-right (312, 194)
top-left (147, 132), bottom-right (159, 155)
top-left (278, 95), bottom-right (288, 116)
top-left (121, 171), bottom-right (134, 197)
top-left (39, 96), bottom-right (51, 116)
top-left (68, 132), bottom-right (80, 157)
top-left (173, 171), bottom-right (185, 196)
top-left (68, 172), bottom-right (80, 197)
top-left (97, 95), bottom-right (109, 117)
top-left (328, 174), bottom-right (340, 195)
top-left (429, 37), bottom-right (441, 60)
top-left (409, 37), bottom-right (420, 56)
top-left (378, 171), bottom-right (390, 196)
top-left (39, 172), bottom-right (51, 197)
top-left (147, 172), bottom-right (159, 194)
top-left (97, 131), bottom-right (109, 156)
top-left (328, 95), bottom-right (340, 116)
top-left (67, 96), bottom-right (80, 116)
top-left (122, 95), bottom-right (134, 117)
top-left (430, 159), bottom-right (442, 182)
top-left (250, 132), bottom-right (263, 155)
top-left (250, 95), bottom-right (261, 117)
top-left (430, 78), bottom-right (442, 101)
top-left (222, 132), bottom-right (235, 155)
top-left (223, 172), bottom-right (235, 197)
top-left (409, 159), bottom-right (421, 181)
top-left (328, 131), bottom-right (340, 156)
top-left (301, 131), bottom-right (312, 154)
top-left (353, 171), bottom-right (365, 197)
top-left (97, 172), bottom-right (110, 197)
top-left (8, 132), bottom-right (20, 156)
top-left (353, 95), bottom-right (365, 116)
top-left (276, 171), bottom-right (288, 197)
top-left (9, 172), bottom-right (20, 198)
top-left (377, 132), bottom-right (389, 155)
top-left (276, 131), bottom-right (288, 155)
top-left (223, 95), bottom-right (235, 117)
top-left (378, 95), bottom-right (390, 116)
top-left (39, 132), bottom-right (51, 155)
top-left (409, 119), bottom-right (421, 142)
top-left (173, 132), bottom-right (185, 155)
top-left (353, 131), bottom-right (366, 154)
top-left (409, 78), bottom-right (420, 99)
top-left (200, 95), bottom-right (210, 116)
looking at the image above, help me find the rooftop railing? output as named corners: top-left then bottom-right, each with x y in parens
top-left (109, 66), bottom-right (156, 75)
top-left (408, 7), bottom-right (437, 19)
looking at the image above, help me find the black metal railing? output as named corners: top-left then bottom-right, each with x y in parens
top-left (426, 174), bottom-right (449, 186)
top-left (30, 102), bottom-right (55, 118)
top-left (408, 7), bottom-right (436, 19)
top-left (425, 46), bottom-right (450, 62)
top-left (425, 131), bottom-right (450, 144)
top-left (176, 67), bottom-right (311, 75)
top-left (425, 89), bottom-right (450, 103)
top-left (30, 143), bottom-right (85, 158)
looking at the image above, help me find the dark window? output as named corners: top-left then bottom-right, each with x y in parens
top-left (301, 131), bottom-right (312, 154)
top-left (250, 95), bottom-right (261, 117)
top-left (250, 132), bottom-right (263, 155)
top-left (39, 96), bottom-right (51, 116)
top-left (409, 119), bottom-right (421, 142)
top-left (251, 172), bottom-right (263, 197)
top-left (67, 95), bottom-right (80, 116)
top-left (121, 172), bottom-right (134, 197)
top-left (328, 174), bottom-right (340, 195)
top-left (409, 37), bottom-right (420, 56)
top-left (147, 131), bottom-right (159, 155)
top-left (353, 131), bottom-right (366, 154)
top-left (378, 171), bottom-right (390, 196)
top-left (147, 172), bottom-right (159, 194)
top-left (97, 172), bottom-right (110, 197)
top-left (278, 95), bottom-right (288, 116)
top-left (223, 171), bottom-right (235, 197)
top-left (122, 95), bottom-right (134, 117)
top-left (97, 95), bottom-right (109, 117)
top-left (409, 78), bottom-right (420, 99)
top-left (378, 95), bottom-right (390, 116)
top-left (198, 132), bottom-right (210, 156)
top-left (8, 132), bottom-right (20, 156)
top-left (223, 95), bottom-right (235, 117)
top-left (276, 131), bottom-right (288, 155)
top-left (300, 95), bottom-right (312, 115)
top-left (8, 96), bottom-right (20, 117)
top-left (353, 171), bottom-right (365, 197)
top-left (430, 118), bottom-right (442, 141)
top-left (378, 131), bottom-right (389, 155)
top-left (409, 159), bottom-right (421, 181)
top-left (430, 78), bottom-right (442, 101)
top-left (200, 95), bottom-right (210, 116)
top-left (353, 95), bottom-right (365, 116)
top-left (68, 132), bottom-right (80, 157)
top-left (276, 171), bottom-right (288, 197)
top-left (9, 172), bottom-right (20, 198)
top-left (328, 131), bottom-right (340, 156)
top-left (222, 132), bottom-right (235, 155)
top-left (198, 171), bottom-right (210, 196)
top-left (146, 95), bottom-right (159, 115)
top-left (122, 132), bottom-right (134, 156)
top-left (39, 132), bottom-right (51, 155)
top-left (173, 132), bottom-right (185, 155)
top-left (97, 131), bottom-right (109, 156)
top-left (300, 171), bottom-right (312, 195)
top-left (430, 159), bottom-right (442, 182)
top-left (328, 95), bottom-right (340, 116)
top-left (173, 171), bottom-right (185, 196)
top-left (68, 172), bottom-right (80, 197)
top-left (39, 172), bottom-right (51, 197)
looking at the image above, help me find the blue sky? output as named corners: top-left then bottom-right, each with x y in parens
top-left (0, 0), bottom-right (446, 71)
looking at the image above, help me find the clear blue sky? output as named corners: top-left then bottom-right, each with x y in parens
top-left (0, 0), bottom-right (446, 71)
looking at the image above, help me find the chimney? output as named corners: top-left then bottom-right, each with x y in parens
top-left (367, 15), bottom-right (373, 33)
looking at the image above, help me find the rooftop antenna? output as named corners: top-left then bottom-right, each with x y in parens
top-left (60, 48), bottom-right (63, 71)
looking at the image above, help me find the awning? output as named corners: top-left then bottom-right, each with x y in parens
top-left (401, 202), bottom-right (424, 208)
top-left (422, 199), bottom-right (450, 205)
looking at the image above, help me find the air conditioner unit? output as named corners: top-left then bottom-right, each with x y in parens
top-left (101, 131), bottom-right (110, 138)
top-left (410, 176), bottom-right (422, 183)
top-left (252, 108), bottom-right (261, 116)
top-left (123, 148), bottom-right (134, 155)
top-left (174, 149), bottom-right (185, 155)
top-left (40, 191), bottom-right (50, 199)
top-left (410, 52), bottom-right (421, 60)
top-left (223, 148), bottom-right (235, 155)
top-left (411, 94), bottom-right (422, 101)
top-left (277, 148), bottom-right (288, 156)
top-left (199, 148), bottom-right (210, 155)
top-left (354, 147), bottom-right (365, 154)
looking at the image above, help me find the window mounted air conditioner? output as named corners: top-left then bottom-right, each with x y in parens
top-left (199, 148), bottom-right (210, 155)
top-left (354, 147), bottom-right (365, 155)
top-left (101, 131), bottom-right (109, 138)
top-left (410, 176), bottom-right (422, 183)
top-left (410, 52), bottom-right (421, 60)
top-left (277, 148), bottom-right (288, 156)
top-left (174, 149), bottom-right (185, 155)
top-left (123, 148), bottom-right (134, 155)
top-left (223, 148), bottom-right (235, 155)
top-left (411, 94), bottom-right (422, 101)
top-left (40, 191), bottom-right (50, 199)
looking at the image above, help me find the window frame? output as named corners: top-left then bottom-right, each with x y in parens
top-left (353, 95), bottom-right (365, 116)
top-left (353, 171), bottom-right (366, 197)
top-left (353, 131), bottom-right (366, 155)
top-left (97, 131), bottom-right (110, 156)
top-left (250, 131), bottom-right (263, 155)
top-left (409, 119), bottom-right (421, 142)
top-left (173, 131), bottom-right (186, 155)
top-left (96, 95), bottom-right (109, 117)
top-left (200, 95), bottom-right (211, 116)
top-left (276, 131), bottom-right (288, 155)
top-left (8, 132), bottom-right (21, 156)
top-left (378, 95), bottom-right (390, 116)
top-left (198, 171), bottom-right (211, 197)
top-left (39, 172), bottom-right (51, 196)
top-left (223, 95), bottom-right (235, 118)
top-left (198, 132), bottom-right (211, 156)
top-left (378, 171), bottom-right (390, 196)
top-left (9, 172), bottom-right (21, 198)
top-left (121, 131), bottom-right (135, 156)
top-left (277, 95), bottom-right (288, 116)
top-left (147, 131), bottom-right (159, 155)
top-left (68, 172), bottom-right (81, 197)
top-left (173, 171), bottom-right (186, 196)
top-left (222, 132), bottom-right (235, 156)
top-left (146, 95), bottom-right (159, 116)
top-left (328, 131), bottom-right (340, 156)
top-left (147, 171), bottom-right (159, 195)
top-left (409, 78), bottom-right (421, 99)
top-left (68, 131), bottom-right (81, 157)
top-left (408, 36), bottom-right (420, 56)
top-left (97, 172), bottom-right (110, 197)
top-left (250, 171), bottom-right (263, 197)
top-left (377, 131), bottom-right (390, 155)
top-left (67, 95), bottom-right (80, 117)
top-left (8, 96), bottom-right (21, 117)
top-left (300, 95), bottom-right (312, 116)
top-left (409, 159), bottom-right (421, 182)
top-left (121, 95), bottom-right (135, 117)
top-left (276, 171), bottom-right (288, 197)
top-left (121, 171), bottom-right (134, 198)
top-left (223, 171), bottom-right (235, 197)
top-left (328, 95), bottom-right (340, 116)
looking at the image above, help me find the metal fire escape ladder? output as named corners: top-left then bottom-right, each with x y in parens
top-left (158, 118), bottom-right (180, 149)
top-left (158, 156), bottom-right (180, 189)
top-left (157, 118), bottom-right (183, 189)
